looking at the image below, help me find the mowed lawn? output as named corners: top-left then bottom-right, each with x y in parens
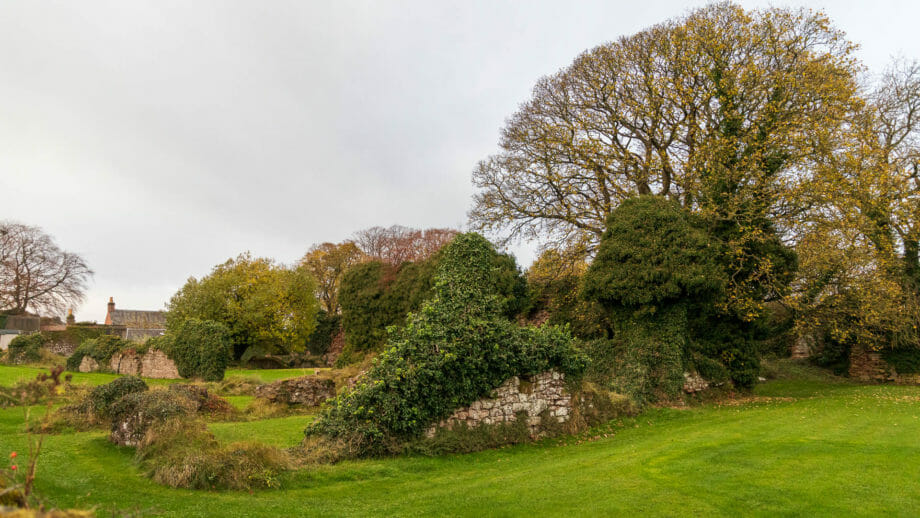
top-left (0, 365), bottom-right (324, 387)
top-left (0, 365), bottom-right (918, 517)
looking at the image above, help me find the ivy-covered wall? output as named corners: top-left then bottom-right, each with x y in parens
top-left (43, 325), bottom-right (124, 356)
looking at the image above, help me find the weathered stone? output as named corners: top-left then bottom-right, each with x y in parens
top-left (254, 376), bottom-right (335, 406)
top-left (790, 334), bottom-right (816, 359)
top-left (848, 345), bottom-right (920, 383)
top-left (78, 356), bottom-right (99, 373)
top-left (140, 350), bottom-right (180, 379)
top-left (682, 372), bottom-right (709, 393)
top-left (110, 351), bottom-right (141, 376)
top-left (426, 370), bottom-right (572, 438)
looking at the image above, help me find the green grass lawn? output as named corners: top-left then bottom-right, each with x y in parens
top-left (1, 363), bottom-right (919, 516)
top-left (0, 365), bottom-right (323, 387)
top-left (225, 367), bottom-right (324, 382)
top-left (209, 415), bottom-right (315, 447)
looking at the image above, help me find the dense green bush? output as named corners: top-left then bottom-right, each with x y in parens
top-left (581, 196), bottom-right (731, 399)
top-left (65, 334), bottom-right (134, 371)
top-left (89, 376), bottom-right (149, 418)
top-left (338, 259), bottom-right (437, 355)
top-left (308, 233), bottom-right (586, 457)
top-left (167, 319), bottom-right (232, 381)
top-left (109, 389), bottom-right (197, 424)
top-left (305, 310), bottom-right (342, 356)
top-left (7, 333), bottom-right (45, 364)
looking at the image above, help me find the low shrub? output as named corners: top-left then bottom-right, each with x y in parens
top-left (167, 384), bottom-right (236, 419)
top-left (88, 376), bottom-right (149, 418)
top-left (212, 375), bottom-right (262, 396)
top-left (109, 389), bottom-right (199, 446)
top-left (136, 418), bottom-right (290, 490)
top-left (167, 319), bottom-right (232, 381)
top-left (7, 333), bottom-right (45, 364)
top-left (582, 334), bottom-right (683, 405)
top-left (568, 383), bottom-right (636, 430)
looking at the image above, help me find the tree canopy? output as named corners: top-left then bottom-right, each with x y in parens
top-left (471, 4), bottom-right (859, 251)
top-left (166, 254), bottom-right (319, 359)
top-left (300, 241), bottom-right (365, 314)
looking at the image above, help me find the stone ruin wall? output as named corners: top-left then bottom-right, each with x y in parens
top-left (849, 346), bottom-right (920, 384)
top-left (254, 375), bottom-right (336, 406)
top-left (427, 370), bottom-right (572, 438)
top-left (79, 349), bottom-right (180, 379)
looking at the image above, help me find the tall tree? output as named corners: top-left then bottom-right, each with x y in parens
top-left (299, 241), bottom-right (365, 314)
top-left (794, 61), bottom-right (920, 349)
top-left (166, 253), bottom-right (319, 359)
top-left (470, 3), bottom-right (860, 317)
top-left (0, 222), bottom-right (93, 316)
top-left (352, 225), bottom-right (458, 265)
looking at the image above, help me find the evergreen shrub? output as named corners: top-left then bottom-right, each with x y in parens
top-left (166, 319), bottom-right (232, 381)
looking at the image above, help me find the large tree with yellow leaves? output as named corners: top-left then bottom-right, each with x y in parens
top-left (470, 3), bottom-right (862, 321)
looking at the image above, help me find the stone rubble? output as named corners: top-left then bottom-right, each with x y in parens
top-left (426, 370), bottom-right (571, 438)
top-left (254, 375), bottom-right (336, 406)
top-left (682, 372), bottom-right (709, 393)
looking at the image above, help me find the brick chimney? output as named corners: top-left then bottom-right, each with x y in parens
top-left (105, 297), bottom-right (115, 325)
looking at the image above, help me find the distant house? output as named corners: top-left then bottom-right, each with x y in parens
top-left (104, 297), bottom-right (166, 341)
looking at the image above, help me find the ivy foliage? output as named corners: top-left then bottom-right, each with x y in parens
top-left (165, 319), bottom-right (233, 382)
top-left (65, 335), bottom-right (134, 372)
top-left (308, 233), bottom-right (586, 456)
top-left (338, 247), bottom-right (530, 356)
top-left (581, 196), bottom-right (747, 399)
top-left (882, 348), bottom-right (920, 375)
top-left (89, 376), bottom-right (149, 418)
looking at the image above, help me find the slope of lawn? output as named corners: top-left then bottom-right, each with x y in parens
top-left (0, 362), bottom-right (918, 516)
top-left (0, 365), bottom-right (323, 387)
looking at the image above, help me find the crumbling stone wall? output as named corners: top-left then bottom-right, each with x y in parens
top-left (79, 349), bottom-right (181, 379)
top-left (427, 370), bottom-right (571, 438)
top-left (254, 376), bottom-right (335, 406)
top-left (682, 372), bottom-right (709, 393)
top-left (110, 351), bottom-right (141, 376)
top-left (78, 356), bottom-right (99, 373)
top-left (140, 350), bottom-right (181, 379)
top-left (849, 346), bottom-right (920, 383)
top-left (790, 334), bottom-right (816, 360)
top-left (323, 329), bottom-right (345, 366)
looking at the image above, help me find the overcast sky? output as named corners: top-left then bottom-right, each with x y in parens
top-left (1, 0), bottom-right (918, 322)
